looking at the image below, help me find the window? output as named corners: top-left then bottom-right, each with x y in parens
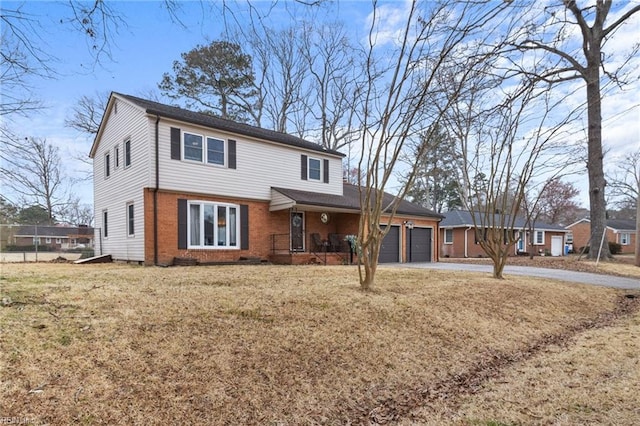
top-left (56, 238), bottom-right (61, 244)
top-left (124, 139), bottom-right (131, 167)
top-left (105, 153), bottom-right (111, 178)
top-left (115, 146), bottom-right (120, 168)
top-left (188, 201), bottom-right (239, 249)
top-left (534, 230), bottom-right (545, 245)
top-left (46, 237), bottom-right (52, 244)
top-left (33, 237), bottom-right (40, 244)
top-left (566, 232), bottom-right (573, 244)
top-left (444, 229), bottom-right (453, 244)
top-left (103, 210), bottom-right (108, 238)
top-left (206, 137), bottom-right (225, 166)
top-left (127, 203), bottom-right (135, 236)
top-left (620, 232), bottom-right (630, 245)
top-left (308, 158), bottom-right (321, 181)
top-left (183, 132), bottom-right (203, 162)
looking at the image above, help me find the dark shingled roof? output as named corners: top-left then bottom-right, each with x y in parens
top-left (115, 93), bottom-right (344, 157)
top-left (440, 210), bottom-right (566, 231)
top-left (606, 218), bottom-right (636, 231)
top-left (13, 225), bottom-right (94, 237)
top-left (272, 184), bottom-right (444, 219)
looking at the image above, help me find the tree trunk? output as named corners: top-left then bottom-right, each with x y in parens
top-left (584, 55), bottom-right (611, 260)
top-left (492, 256), bottom-right (507, 279)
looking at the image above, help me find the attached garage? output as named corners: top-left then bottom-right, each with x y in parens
top-left (379, 225), bottom-right (400, 263)
top-left (406, 227), bottom-right (432, 262)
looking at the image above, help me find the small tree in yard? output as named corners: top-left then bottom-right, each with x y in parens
top-left (450, 76), bottom-right (580, 278)
top-left (607, 150), bottom-right (640, 266)
top-left (354, 0), bottom-right (512, 290)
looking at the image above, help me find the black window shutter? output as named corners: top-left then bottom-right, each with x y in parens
top-left (301, 155), bottom-right (308, 180)
top-left (323, 159), bottom-right (329, 183)
top-left (228, 139), bottom-right (236, 169)
top-left (177, 199), bottom-right (187, 249)
top-left (240, 204), bottom-right (249, 250)
top-left (170, 127), bottom-right (181, 160)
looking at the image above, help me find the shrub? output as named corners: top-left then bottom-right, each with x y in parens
top-left (608, 241), bottom-right (622, 255)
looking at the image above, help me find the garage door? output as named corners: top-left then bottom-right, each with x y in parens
top-left (407, 227), bottom-right (432, 262)
top-left (379, 225), bottom-right (400, 263)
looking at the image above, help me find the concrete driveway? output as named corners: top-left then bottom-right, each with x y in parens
top-left (391, 262), bottom-right (640, 290)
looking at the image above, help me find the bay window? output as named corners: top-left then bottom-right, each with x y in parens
top-left (188, 201), bottom-right (239, 249)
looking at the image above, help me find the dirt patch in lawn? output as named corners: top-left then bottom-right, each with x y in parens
top-left (1, 263), bottom-right (637, 425)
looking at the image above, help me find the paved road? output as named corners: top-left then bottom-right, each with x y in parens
top-left (389, 262), bottom-right (640, 290)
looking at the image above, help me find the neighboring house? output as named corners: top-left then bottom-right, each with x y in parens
top-left (11, 225), bottom-right (94, 250)
top-left (566, 218), bottom-right (637, 254)
top-left (90, 92), bottom-right (443, 265)
top-left (439, 210), bottom-right (568, 258)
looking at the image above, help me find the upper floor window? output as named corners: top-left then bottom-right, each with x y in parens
top-left (620, 232), bottom-right (630, 245)
top-left (105, 153), bottom-right (111, 178)
top-left (115, 146), bottom-right (120, 168)
top-left (444, 229), bottom-right (453, 244)
top-left (308, 158), bottom-right (321, 181)
top-left (207, 137), bottom-right (225, 166)
top-left (124, 139), bottom-right (132, 167)
top-left (184, 132), bottom-right (203, 162)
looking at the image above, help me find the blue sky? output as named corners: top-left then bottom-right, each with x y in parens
top-left (2, 1), bottom-right (639, 211)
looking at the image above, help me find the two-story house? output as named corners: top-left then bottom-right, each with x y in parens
top-left (90, 93), bottom-right (443, 266)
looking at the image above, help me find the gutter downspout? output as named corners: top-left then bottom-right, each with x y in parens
top-left (153, 114), bottom-right (160, 266)
top-left (464, 226), bottom-right (472, 258)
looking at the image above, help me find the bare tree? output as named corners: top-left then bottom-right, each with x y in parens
top-left (300, 21), bottom-right (363, 151)
top-left (0, 137), bottom-right (68, 222)
top-left (354, 0), bottom-right (515, 289)
top-left (65, 91), bottom-right (110, 135)
top-left (607, 150), bottom-right (640, 266)
top-left (509, 0), bottom-right (640, 260)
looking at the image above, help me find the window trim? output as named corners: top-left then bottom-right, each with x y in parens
top-left (124, 139), bottom-right (132, 168)
top-left (206, 136), bottom-right (226, 167)
top-left (444, 228), bottom-right (453, 244)
top-left (114, 145), bottom-right (120, 169)
top-left (308, 157), bottom-right (322, 181)
top-left (533, 230), bottom-right (545, 245)
top-left (187, 200), bottom-right (240, 250)
top-left (182, 132), bottom-right (228, 167)
top-left (104, 152), bottom-right (111, 178)
top-left (126, 202), bottom-right (135, 237)
top-left (103, 210), bottom-right (109, 238)
top-left (620, 232), bottom-right (630, 245)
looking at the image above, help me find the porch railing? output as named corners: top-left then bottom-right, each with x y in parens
top-left (270, 232), bottom-right (354, 265)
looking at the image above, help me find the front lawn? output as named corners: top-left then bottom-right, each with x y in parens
top-left (1, 263), bottom-right (637, 424)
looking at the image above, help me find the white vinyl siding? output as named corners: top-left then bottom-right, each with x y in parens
top-left (93, 97), bottom-right (147, 261)
top-left (158, 121), bottom-right (343, 200)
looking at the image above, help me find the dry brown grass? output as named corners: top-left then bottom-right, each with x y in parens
top-left (406, 301), bottom-right (640, 425)
top-left (0, 263), bottom-right (636, 425)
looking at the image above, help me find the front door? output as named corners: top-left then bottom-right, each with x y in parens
top-left (290, 212), bottom-right (304, 251)
top-left (517, 231), bottom-right (525, 252)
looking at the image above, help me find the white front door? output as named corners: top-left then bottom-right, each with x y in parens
top-left (551, 235), bottom-right (563, 256)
